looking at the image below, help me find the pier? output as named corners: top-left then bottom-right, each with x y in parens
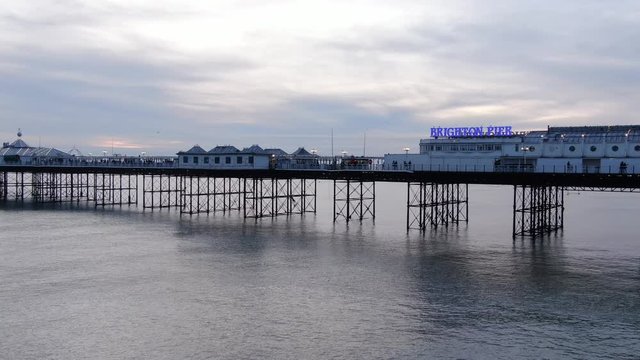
top-left (2, 160), bottom-right (638, 238)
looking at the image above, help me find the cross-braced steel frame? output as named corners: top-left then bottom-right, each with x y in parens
top-left (243, 178), bottom-right (316, 218)
top-left (72, 173), bottom-right (92, 201)
top-left (142, 174), bottom-right (182, 209)
top-left (31, 172), bottom-right (92, 203)
top-left (333, 180), bottom-right (375, 222)
top-left (407, 182), bottom-right (468, 231)
top-left (512, 185), bottom-right (564, 238)
top-left (1, 172), bottom-right (32, 200)
top-left (93, 173), bottom-right (138, 206)
top-left (0, 171), bottom-right (7, 200)
top-left (563, 186), bottom-right (640, 193)
top-left (180, 177), bottom-right (243, 214)
top-left (0, 172), bottom-right (93, 202)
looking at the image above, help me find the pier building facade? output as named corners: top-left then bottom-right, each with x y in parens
top-left (177, 145), bottom-right (272, 169)
top-left (176, 145), bottom-right (320, 169)
top-left (384, 125), bottom-right (640, 173)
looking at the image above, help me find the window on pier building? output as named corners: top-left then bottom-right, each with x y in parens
top-left (183, 156), bottom-right (188, 163)
top-left (193, 156), bottom-right (199, 164)
top-left (237, 156), bottom-right (243, 164)
top-left (214, 157), bottom-right (220, 164)
top-left (249, 156), bottom-right (254, 164)
top-left (204, 157), bottom-right (209, 164)
top-left (225, 156), bottom-right (231, 164)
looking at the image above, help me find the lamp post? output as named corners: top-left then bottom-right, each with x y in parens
top-left (520, 146), bottom-right (530, 172)
top-left (310, 149), bottom-right (318, 168)
top-left (403, 147), bottom-right (410, 170)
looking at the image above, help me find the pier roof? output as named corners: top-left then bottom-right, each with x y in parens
top-left (0, 142), bottom-right (71, 158)
top-left (8, 139), bottom-right (29, 148)
top-left (264, 148), bottom-right (288, 156)
top-left (1, 131), bottom-right (72, 159)
top-left (208, 145), bottom-right (240, 154)
top-left (292, 147), bottom-right (313, 156)
top-left (178, 145), bottom-right (207, 155)
top-left (241, 145), bottom-right (265, 154)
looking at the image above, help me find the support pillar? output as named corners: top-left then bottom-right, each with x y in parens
top-left (180, 176), bottom-right (213, 214)
top-left (31, 172), bottom-right (78, 203)
top-left (4, 172), bottom-right (29, 201)
top-left (143, 174), bottom-right (182, 209)
top-left (94, 173), bottom-right (138, 206)
top-left (180, 177), bottom-right (244, 215)
top-left (0, 171), bottom-right (7, 200)
top-left (512, 185), bottom-right (564, 238)
top-left (70, 173), bottom-right (91, 202)
top-left (333, 179), bottom-right (375, 222)
top-left (243, 178), bottom-right (316, 218)
top-left (407, 182), bottom-right (468, 231)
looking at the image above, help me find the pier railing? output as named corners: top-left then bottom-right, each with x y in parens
top-left (2, 155), bottom-right (639, 175)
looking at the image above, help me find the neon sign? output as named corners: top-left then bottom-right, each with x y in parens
top-left (430, 126), bottom-right (513, 137)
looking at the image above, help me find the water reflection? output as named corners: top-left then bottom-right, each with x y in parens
top-left (1, 187), bottom-right (640, 359)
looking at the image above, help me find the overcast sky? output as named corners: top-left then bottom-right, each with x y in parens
top-left (1, 0), bottom-right (639, 156)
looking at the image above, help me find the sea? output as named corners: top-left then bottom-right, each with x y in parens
top-left (1, 182), bottom-right (639, 359)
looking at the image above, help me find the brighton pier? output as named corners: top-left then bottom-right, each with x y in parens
top-left (2, 127), bottom-right (640, 238)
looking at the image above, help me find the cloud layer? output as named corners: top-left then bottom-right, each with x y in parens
top-left (1, 0), bottom-right (639, 155)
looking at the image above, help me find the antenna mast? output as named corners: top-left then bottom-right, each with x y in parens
top-left (363, 131), bottom-right (366, 156)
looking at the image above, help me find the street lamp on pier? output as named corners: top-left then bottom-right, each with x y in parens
top-left (520, 146), bottom-right (530, 172)
top-left (403, 147), bottom-right (410, 170)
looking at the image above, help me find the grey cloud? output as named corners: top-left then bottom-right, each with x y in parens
top-left (3, 0), bottom-right (640, 156)
top-left (0, 46), bottom-right (259, 153)
top-left (322, 1), bottom-right (640, 128)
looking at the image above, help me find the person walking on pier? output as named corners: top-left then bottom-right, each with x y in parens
top-left (620, 161), bottom-right (628, 174)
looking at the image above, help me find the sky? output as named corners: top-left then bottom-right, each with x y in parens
top-left (1, 0), bottom-right (639, 156)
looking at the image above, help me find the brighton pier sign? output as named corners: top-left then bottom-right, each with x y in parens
top-left (430, 126), bottom-right (513, 138)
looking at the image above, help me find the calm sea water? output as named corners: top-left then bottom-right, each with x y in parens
top-left (1, 183), bottom-right (639, 359)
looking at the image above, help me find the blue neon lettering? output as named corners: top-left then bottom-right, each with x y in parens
top-left (430, 126), bottom-right (514, 138)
